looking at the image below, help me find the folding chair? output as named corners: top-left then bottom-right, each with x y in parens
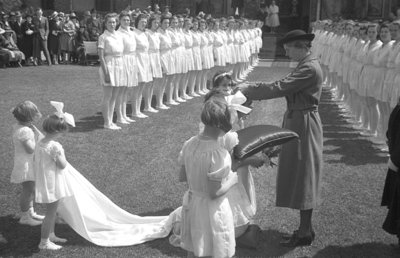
top-left (83, 41), bottom-right (99, 65)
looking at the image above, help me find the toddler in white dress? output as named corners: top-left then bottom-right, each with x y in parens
top-left (34, 101), bottom-right (75, 250)
top-left (179, 97), bottom-right (238, 258)
top-left (10, 101), bottom-right (44, 226)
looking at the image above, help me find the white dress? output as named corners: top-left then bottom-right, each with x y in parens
top-left (169, 28), bottom-right (184, 74)
top-left (98, 30), bottom-right (125, 87)
top-left (119, 27), bottom-right (138, 87)
top-left (213, 30), bottom-right (227, 67)
top-left (358, 40), bottom-right (382, 97)
top-left (191, 30), bottom-right (203, 71)
top-left (158, 28), bottom-right (175, 75)
top-left (370, 41), bottom-right (394, 101)
top-left (146, 29), bottom-right (163, 79)
top-left (179, 135), bottom-right (235, 258)
top-left (10, 124), bottom-right (35, 183)
top-left (134, 28), bottom-right (152, 83)
top-left (34, 139), bottom-right (176, 246)
top-left (199, 30), bottom-right (212, 69)
top-left (34, 140), bottom-right (74, 203)
top-left (267, 5), bottom-right (280, 27)
top-left (183, 30), bottom-right (195, 71)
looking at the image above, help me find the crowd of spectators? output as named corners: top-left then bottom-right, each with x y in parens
top-left (0, 7), bottom-right (106, 68)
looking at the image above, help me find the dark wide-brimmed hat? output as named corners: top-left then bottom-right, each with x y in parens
top-left (279, 29), bottom-right (315, 45)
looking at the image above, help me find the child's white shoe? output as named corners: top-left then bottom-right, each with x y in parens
top-left (19, 214), bottom-right (42, 226)
top-left (49, 233), bottom-right (67, 243)
top-left (39, 239), bottom-right (62, 250)
top-left (28, 207), bottom-right (45, 221)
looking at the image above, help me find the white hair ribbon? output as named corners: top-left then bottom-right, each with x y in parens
top-left (50, 101), bottom-right (76, 127)
top-left (213, 71), bottom-right (233, 82)
top-left (225, 91), bottom-right (252, 114)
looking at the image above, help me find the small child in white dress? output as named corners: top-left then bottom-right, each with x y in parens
top-left (179, 97), bottom-right (238, 258)
top-left (35, 101), bottom-right (75, 250)
top-left (10, 101), bottom-right (45, 226)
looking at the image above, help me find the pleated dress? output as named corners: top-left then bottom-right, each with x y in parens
top-left (169, 29), bottom-right (183, 74)
top-left (358, 40), bottom-right (382, 97)
top-left (349, 39), bottom-right (367, 91)
top-left (213, 30), bottom-right (227, 67)
top-left (382, 42), bottom-right (400, 104)
top-left (183, 30), bottom-right (195, 71)
top-left (369, 41), bottom-right (394, 101)
top-left (158, 28), bottom-right (175, 75)
top-left (134, 28), bottom-right (153, 83)
top-left (199, 30), bottom-right (212, 69)
top-left (146, 29), bottom-right (163, 79)
top-left (191, 30), bottom-right (203, 71)
top-left (98, 30), bottom-right (125, 87)
top-left (118, 27), bottom-right (138, 87)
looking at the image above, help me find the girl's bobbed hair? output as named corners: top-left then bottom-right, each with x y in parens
top-left (42, 115), bottom-right (69, 134)
top-left (201, 97), bottom-right (232, 132)
top-left (12, 101), bottom-right (41, 123)
top-left (212, 71), bottom-right (233, 88)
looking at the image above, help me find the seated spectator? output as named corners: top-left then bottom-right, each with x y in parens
top-left (0, 28), bottom-right (10, 68)
top-left (0, 29), bottom-right (25, 67)
top-left (0, 12), bottom-right (16, 42)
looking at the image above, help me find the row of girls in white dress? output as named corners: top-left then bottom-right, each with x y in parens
top-left (98, 12), bottom-right (263, 130)
top-left (312, 20), bottom-right (400, 150)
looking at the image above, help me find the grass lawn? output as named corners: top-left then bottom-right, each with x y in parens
top-left (0, 65), bottom-right (399, 257)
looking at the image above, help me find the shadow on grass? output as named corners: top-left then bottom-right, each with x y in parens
top-left (313, 242), bottom-right (400, 257)
top-left (139, 208), bottom-right (175, 217)
top-left (71, 112), bottom-right (104, 133)
top-left (0, 215), bottom-right (94, 256)
top-left (319, 88), bottom-right (388, 166)
top-left (235, 229), bottom-right (295, 257)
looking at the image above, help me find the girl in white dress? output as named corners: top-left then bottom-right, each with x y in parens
top-left (266, 0), bottom-right (280, 33)
top-left (226, 18), bottom-right (238, 75)
top-left (117, 11), bottom-right (137, 124)
top-left (145, 16), bottom-right (163, 113)
top-left (180, 18), bottom-right (196, 101)
top-left (98, 13), bottom-right (124, 130)
top-left (348, 25), bottom-right (368, 127)
top-left (370, 24), bottom-right (393, 145)
top-left (35, 102), bottom-right (75, 250)
top-left (358, 24), bottom-right (382, 135)
top-left (133, 14), bottom-right (153, 119)
top-left (177, 16), bottom-right (192, 102)
top-left (189, 18), bottom-right (203, 97)
top-left (198, 19), bottom-right (212, 95)
top-left (179, 97), bottom-right (237, 258)
top-left (168, 16), bottom-right (186, 104)
top-left (157, 16), bottom-right (175, 109)
top-left (11, 101), bottom-right (44, 226)
top-left (211, 19), bottom-right (226, 73)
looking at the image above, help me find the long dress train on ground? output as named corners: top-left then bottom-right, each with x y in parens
top-left (56, 163), bottom-right (174, 247)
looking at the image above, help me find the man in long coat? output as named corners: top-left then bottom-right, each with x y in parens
top-left (240, 29), bottom-right (323, 247)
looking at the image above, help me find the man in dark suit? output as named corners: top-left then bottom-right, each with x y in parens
top-left (32, 7), bottom-right (51, 65)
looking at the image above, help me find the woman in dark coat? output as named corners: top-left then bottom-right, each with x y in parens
top-left (21, 14), bottom-right (35, 63)
top-left (240, 30), bottom-right (323, 247)
top-left (48, 12), bottom-right (62, 65)
top-left (381, 98), bottom-right (400, 245)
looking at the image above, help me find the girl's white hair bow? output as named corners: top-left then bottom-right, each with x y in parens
top-left (50, 101), bottom-right (76, 127)
top-left (225, 91), bottom-right (252, 114)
